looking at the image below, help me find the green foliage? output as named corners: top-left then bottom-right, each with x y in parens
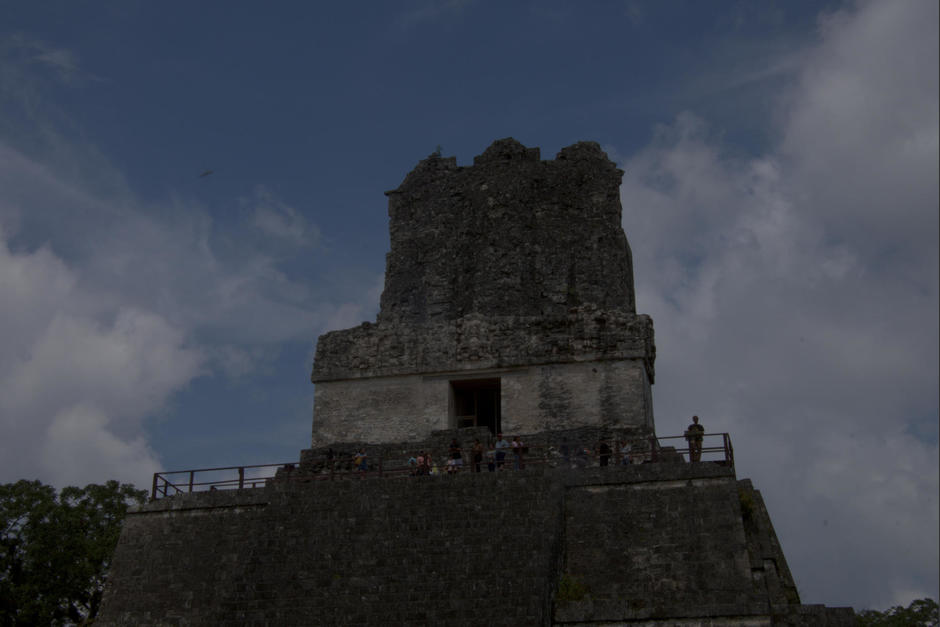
top-left (0, 479), bottom-right (146, 626)
top-left (857, 598), bottom-right (939, 626)
top-left (557, 573), bottom-right (589, 602)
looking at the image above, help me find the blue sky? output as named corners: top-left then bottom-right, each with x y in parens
top-left (1, 0), bottom-right (936, 612)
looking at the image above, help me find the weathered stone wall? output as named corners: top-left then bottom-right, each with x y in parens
top-left (311, 359), bottom-right (653, 447)
top-left (559, 479), bottom-right (759, 622)
top-left (99, 468), bottom-right (566, 626)
top-left (555, 474), bottom-right (800, 623)
top-left (312, 374), bottom-right (450, 445)
top-left (501, 360), bottom-right (653, 434)
top-left (97, 463), bottom-right (857, 626)
top-left (310, 139), bottom-right (656, 445)
top-left (379, 138), bottom-right (635, 324)
top-left (312, 308), bottom-right (654, 383)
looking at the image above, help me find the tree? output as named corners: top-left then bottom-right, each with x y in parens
top-left (857, 598), bottom-right (939, 627)
top-left (0, 479), bottom-right (146, 626)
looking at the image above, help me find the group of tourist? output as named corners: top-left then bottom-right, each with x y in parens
top-left (403, 432), bottom-right (668, 475)
top-left (402, 435), bottom-right (657, 475)
top-left (407, 433), bottom-right (529, 476)
top-left (330, 416), bottom-right (708, 477)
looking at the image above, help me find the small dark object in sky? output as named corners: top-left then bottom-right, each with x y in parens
top-left (199, 169), bottom-right (214, 178)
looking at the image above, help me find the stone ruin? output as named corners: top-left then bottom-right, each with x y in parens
top-left (311, 138), bottom-right (655, 447)
top-left (97, 139), bottom-right (856, 626)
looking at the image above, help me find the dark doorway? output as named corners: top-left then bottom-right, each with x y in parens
top-left (451, 378), bottom-right (501, 434)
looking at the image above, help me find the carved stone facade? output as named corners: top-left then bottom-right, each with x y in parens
top-left (311, 138), bottom-right (656, 446)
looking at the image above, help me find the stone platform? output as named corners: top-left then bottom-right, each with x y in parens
top-left (98, 462), bottom-right (855, 626)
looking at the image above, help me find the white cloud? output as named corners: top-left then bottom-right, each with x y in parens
top-left (248, 185), bottom-right (320, 247)
top-left (620, 0), bottom-right (938, 609)
top-left (1, 308), bottom-right (203, 420)
top-left (0, 137), bottom-right (332, 345)
top-left (32, 46), bottom-right (80, 81)
top-left (0, 112), bottom-right (379, 491)
top-left (782, 0), bottom-right (939, 253)
top-left (1, 34), bottom-right (82, 84)
top-left (320, 274), bottom-right (385, 333)
top-left (0, 42), bottom-right (362, 488)
top-left (0, 234), bottom-right (204, 488)
top-left (41, 404), bottom-right (162, 490)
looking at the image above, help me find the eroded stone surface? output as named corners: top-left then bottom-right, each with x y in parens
top-left (312, 308), bottom-right (654, 382)
top-left (379, 138), bottom-right (635, 325)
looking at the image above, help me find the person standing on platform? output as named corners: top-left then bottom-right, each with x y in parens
top-left (685, 415), bottom-right (705, 462)
top-left (448, 438), bottom-right (463, 474)
top-left (511, 436), bottom-right (524, 470)
top-left (494, 433), bottom-right (509, 470)
top-left (471, 439), bottom-right (483, 473)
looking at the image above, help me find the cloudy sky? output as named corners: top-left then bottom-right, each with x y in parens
top-left (1, 0), bottom-right (936, 612)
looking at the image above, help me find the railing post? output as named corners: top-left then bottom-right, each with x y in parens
top-left (151, 473), bottom-right (159, 500)
top-left (238, 467), bottom-right (245, 490)
top-left (188, 470), bottom-right (194, 493)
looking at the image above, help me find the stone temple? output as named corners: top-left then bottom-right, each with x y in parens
top-left (311, 138), bottom-right (655, 447)
top-left (97, 139), bottom-right (856, 626)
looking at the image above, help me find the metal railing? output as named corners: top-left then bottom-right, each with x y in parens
top-left (150, 433), bottom-right (734, 500)
top-left (151, 462), bottom-right (298, 500)
top-left (652, 432), bottom-right (734, 467)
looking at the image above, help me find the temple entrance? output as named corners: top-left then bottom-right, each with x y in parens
top-left (451, 378), bottom-right (501, 434)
